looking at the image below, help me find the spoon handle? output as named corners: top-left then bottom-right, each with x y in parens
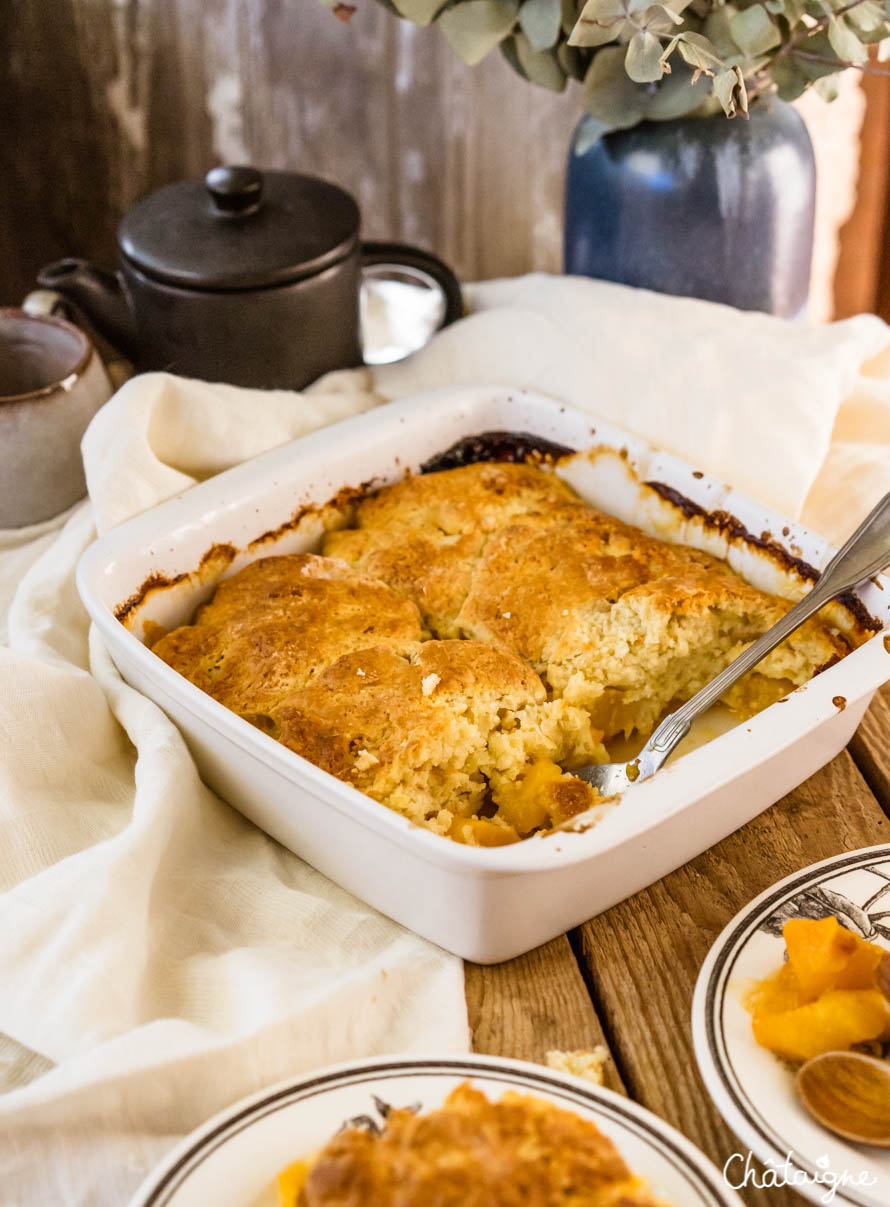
top-left (641, 491), bottom-right (890, 764)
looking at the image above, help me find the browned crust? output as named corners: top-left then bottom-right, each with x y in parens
top-left (114, 438), bottom-right (884, 639)
top-left (114, 570), bottom-right (189, 624)
top-left (247, 482), bottom-right (374, 552)
top-left (645, 480), bottom-right (881, 636)
top-left (114, 543), bottom-right (237, 624)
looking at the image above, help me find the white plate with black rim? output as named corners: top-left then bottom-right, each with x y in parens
top-left (692, 844), bottom-right (890, 1207)
top-left (127, 1053), bottom-right (742, 1206)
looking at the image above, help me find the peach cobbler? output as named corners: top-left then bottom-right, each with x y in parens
top-left (275, 1082), bottom-right (668, 1206)
top-left (152, 457), bottom-right (850, 845)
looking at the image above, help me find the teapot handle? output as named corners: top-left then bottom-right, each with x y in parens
top-left (360, 243), bottom-right (463, 329)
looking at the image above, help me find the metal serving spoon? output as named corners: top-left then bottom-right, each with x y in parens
top-left (797, 1050), bottom-right (890, 1147)
top-left (572, 491), bottom-right (890, 798)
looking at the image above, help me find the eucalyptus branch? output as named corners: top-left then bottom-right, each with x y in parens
top-left (778, 0), bottom-right (873, 53)
top-left (350, 0), bottom-right (890, 132)
top-left (790, 47), bottom-right (890, 72)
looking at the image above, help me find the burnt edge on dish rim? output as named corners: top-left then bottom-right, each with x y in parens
top-left (701, 845), bottom-right (890, 1207)
top-left (113, 483), bottom-right (373, 624)
top-left (646, 481), bottom-right (880, 636)
top-left (112, 429), bottom-right (882, 638)
top-left (135, 1057), bottom-right (733, 1207)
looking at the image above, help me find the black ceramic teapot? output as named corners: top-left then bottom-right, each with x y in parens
top-left (38, 166), bottom-right (463, 390)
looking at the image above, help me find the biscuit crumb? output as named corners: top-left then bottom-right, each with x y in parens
top-left (421, 673), bottom-right (440, 696)
top-left (545, 1047), bottom-right (609, 1086)
top-left (354, 748), bottom-right (380, 771)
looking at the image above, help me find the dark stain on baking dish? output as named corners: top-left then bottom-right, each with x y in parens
top-left (420, 431), bottom-right (575, 472)
top-left (645, 480), bottom-right (881, 636)
top-left (833, 695), bottom-right (847, 711)
top-left (114, 543), bottom-right (238, 623)
top-left (115, 570), bottom-right (190, 624)
top-left (248, 481), bottom-right (374, 551)
top-left (114, 487), bottom-right (376, 625)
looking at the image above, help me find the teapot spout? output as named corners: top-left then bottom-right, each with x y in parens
top-left (37, 259), bottom-right (137, 357)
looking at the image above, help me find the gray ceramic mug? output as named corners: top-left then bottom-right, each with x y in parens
top-left (0, 309), bottom-right (112, 527)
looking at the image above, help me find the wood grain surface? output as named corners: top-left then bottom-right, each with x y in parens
top-left (850, 684), bottom-right (890, 813)
top-left (0, 0), bottom-right (573, 307)
top-left (465, 936), bottom-right (625, 1094)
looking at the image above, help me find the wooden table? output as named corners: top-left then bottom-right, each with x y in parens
top-left (466, 684), bottom-right (890, 1207)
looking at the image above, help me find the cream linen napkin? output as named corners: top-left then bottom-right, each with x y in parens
top-left (2, 274), bottom-right (890, 1206)
top-left (0, 371), bottom-right (467, 1207)
top-left (377, 274), bottom-right (890, 536)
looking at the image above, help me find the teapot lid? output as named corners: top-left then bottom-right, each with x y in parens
top-left (118, 166), bottom-right (360, 290)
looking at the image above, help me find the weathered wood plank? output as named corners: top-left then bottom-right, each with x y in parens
top-left (575, 750), bottom-right (889, 1207)
top-left (0, 0), bottom-right (573, 308)
top-left (466, 935), bottom-right (625, 1094)
top-left (0, 0), bottom-right (869, 315)
top-left (849, 683), bottom-right (890, 816)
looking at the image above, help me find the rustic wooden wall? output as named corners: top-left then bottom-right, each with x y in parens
top-left (0, 0), bottom-right (577, 307)
top-left (2, 0), bottom-right (888, 317)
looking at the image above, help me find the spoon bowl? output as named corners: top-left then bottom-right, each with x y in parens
top-left (797, 1051), bottom-right (890, 1148)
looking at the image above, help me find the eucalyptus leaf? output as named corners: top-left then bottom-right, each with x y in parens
top-left (827, 14), bottom-right (869, 61)
top-left (641, 3), bottom-right (685, 33)
top-left (515, 29), bottom-right (569, 84)
top-left (770, 52), bottom-right (811, 98)
top-left (857, 23), bottom-right (890, 42)
top-left (573, 0), bottom-right (627, 25)
top-left (573, 112), bottom-right (613, 153)
top-left (438, 0), bottom-right (520, 63)
top-left (642, 60), bottom-right (712, 117)
top-left (713, 65), bottom-right (746, 115)
top-left (393, 0), bottom-right (446, 23)
top-left (520, 0), bottom-right (563, 48)
top-left (846, 0), bottom-right (885, 32)
top-left (557, 37), bottom-right (588, 74)
top-left (625, 29), bottom-right (666, 79)
top-left (569, 0), bottom-right (627, 45)
top-left (569, 17), bottom-right (627, 43)
top-left (582, 44), bottom-right (646, 127)
top-left (791, 29), bottom-right (846, 75)
top-left (729, 4), bottom-right (781, 55)
top-left (677, 29), bottom-right (726, 70)
top-left (813, 73), bottom-right (840, 99)
top-left (702, 8), bottom-right (738, 58)
top-left (561, 0), bottom-right (582, 34)
top-left (500, 32), bottom-right (526, 77)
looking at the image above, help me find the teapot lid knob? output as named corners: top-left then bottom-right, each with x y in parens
top-left (205, 165), bottom-right (264, 215)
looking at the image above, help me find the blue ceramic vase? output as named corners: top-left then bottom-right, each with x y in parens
top-left (564, 99), bottom-right (816, 318)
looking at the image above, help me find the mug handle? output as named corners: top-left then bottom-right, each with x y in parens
top-left (360, 242), bottom-right (464, 329)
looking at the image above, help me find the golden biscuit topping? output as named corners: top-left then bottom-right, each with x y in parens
top-left (276, 1083), bottom-right (668, 1206)
top-left (153, 461), bottom-right (850, 844)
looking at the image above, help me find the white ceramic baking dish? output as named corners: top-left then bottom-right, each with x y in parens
top-left (77, 387), bottom-right (890, 963)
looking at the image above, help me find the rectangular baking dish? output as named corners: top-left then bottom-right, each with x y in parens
top-left (76, 387), bottom-right (890, 963)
